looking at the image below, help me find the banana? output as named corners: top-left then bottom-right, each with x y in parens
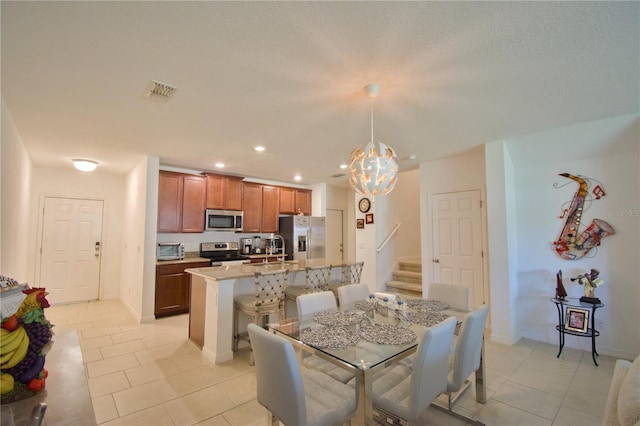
top-left (3, 333), bottom-right (29, 369)
top-left (0, 349), bottom-right (14, 365)
top-left (0, 328), bottom-right (9, 337)
top-left (1, 327), bottom-right (26, 355)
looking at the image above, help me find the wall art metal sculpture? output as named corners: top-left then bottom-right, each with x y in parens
top-left (553, 173), bottom-right (615, 260)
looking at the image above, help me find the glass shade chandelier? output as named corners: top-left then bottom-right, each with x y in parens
top-left (348, 84), bottom-right (398, 200)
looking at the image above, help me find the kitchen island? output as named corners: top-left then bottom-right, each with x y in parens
top-left (185, 259), bottom-right (344, 364)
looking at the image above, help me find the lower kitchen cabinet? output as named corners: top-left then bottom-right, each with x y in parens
top-left (155, 261), bottom-right (210, 318)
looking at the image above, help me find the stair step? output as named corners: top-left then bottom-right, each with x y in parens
top-left (392, 270), bottom-right (422, 284)
top-left (385, 280), bottom-right (422, 298)
top-left (398, 260), bottom-right (422, 273)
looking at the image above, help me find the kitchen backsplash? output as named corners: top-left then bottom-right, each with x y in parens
top-left (157, 231), bottom-right (278, 253)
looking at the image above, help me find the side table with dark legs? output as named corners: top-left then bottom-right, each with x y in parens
top-left (551, 297), bottom-right (604, 366)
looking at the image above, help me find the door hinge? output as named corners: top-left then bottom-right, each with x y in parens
top-left (480, 200), bottom-right (483, 208)
top-left (481, 250), bottom-right (484, 258)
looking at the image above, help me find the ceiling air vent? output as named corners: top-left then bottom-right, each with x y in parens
top-left (331, 173), bottom-right (347, 178)
top-left (142, 80), bottom-right (177, 103)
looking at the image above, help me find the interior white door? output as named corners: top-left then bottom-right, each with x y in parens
top-left (40, 197), bottom-right (103, 304)
top-left (326, 209), bottom-right (344, 264)
top-left (431, 190), bottom-right (484, 308)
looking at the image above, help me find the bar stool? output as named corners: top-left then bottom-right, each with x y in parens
top-left (233, 269), bottom-right (288, 365)
top-left (328, 261), bottom-right (364, 299)
top-left (284, 265), bottom-right (332, 316)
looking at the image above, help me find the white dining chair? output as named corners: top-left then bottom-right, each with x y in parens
top-left (296, 290), bottom-right (353, 384)
top-left (296, 290), bottom-right (337, 319)
top-left (444, 304), bottom-right (489, 408)
top-left (247, 323), bottom-right (357, 426)
top-left (337, 283), bottom-right (370, 310)
top-left (370, 316), bottom-right (457, 425)
top-left (427, 283), bottom-right (470, 311)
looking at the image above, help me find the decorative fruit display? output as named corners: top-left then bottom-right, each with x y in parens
top-left (0, 286), bottom-right (53, 402)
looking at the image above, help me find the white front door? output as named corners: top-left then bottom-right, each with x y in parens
top-left (40, 197), bottom-right (103, 304)
top-left (326, 209), bottom-right (344, 264)
top-left (431, 190), bottom-right (484, 308)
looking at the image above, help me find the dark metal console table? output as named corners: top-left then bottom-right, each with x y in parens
top-left (551, 298), bottom-right (604, 366)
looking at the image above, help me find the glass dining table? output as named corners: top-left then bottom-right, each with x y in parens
top-left (269, 299), bottom-right (486, 426)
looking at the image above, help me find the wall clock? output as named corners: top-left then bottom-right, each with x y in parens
top-left (358, 197), bottom-right (371, 213)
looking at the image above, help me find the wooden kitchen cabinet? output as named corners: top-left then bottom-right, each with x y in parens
top-left (156, 260), bottom-right (210, 318)
top-left (262, 185), bottom-right (279, 233)
top-left (279, 187), bottom-right (312, 215)
top-left (157, 171), bottom-right (206, 233)
top-left (242, 182), bottom-right (280, 233)
top-left (205, 173), bottom-right (243, 211)
top-left (182, 175), bottom-right (207, 232)
top-left (158, 171), bottom-right (183, 233)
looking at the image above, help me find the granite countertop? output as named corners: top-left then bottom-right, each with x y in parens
top-left (185, 258), bottom-right (344, 280)
top-left (157, 257), bottom-right (210, 266)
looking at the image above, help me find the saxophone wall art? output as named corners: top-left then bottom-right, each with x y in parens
top-left (553, 173), bottom-right (615, 260)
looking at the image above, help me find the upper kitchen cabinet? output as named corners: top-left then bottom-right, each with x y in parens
top-left (205, 173), bottom-right (243, 211)
top-left (158, 171), bottom-right (206, 233)
top-left (242, 182), bottom-right (279, 233)
top-left (279, 187), bottom-right (312, 215)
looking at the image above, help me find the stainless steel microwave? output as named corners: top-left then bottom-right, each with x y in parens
top-left (205, 209), bottom-right (243, 232)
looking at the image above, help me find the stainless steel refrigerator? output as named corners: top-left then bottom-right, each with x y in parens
top-left (279, 216), bottom-right (326, 260)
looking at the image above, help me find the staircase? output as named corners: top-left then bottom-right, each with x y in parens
top-left (385, 259), bottom-right (423, 298)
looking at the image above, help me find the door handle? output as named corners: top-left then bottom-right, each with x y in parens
top-left (432, 258), bottom-right (440, 263)
top-left (95, 242), bottom-right (101, 258)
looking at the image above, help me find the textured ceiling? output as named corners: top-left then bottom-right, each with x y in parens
top-left (2, 1), bottom-right (638, 185)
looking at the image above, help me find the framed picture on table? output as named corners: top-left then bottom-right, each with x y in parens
top-left (566, 307), bottom-right (589, 333)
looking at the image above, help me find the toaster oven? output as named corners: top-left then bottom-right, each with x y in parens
top-left (157, 243), bottom-right (185, 261)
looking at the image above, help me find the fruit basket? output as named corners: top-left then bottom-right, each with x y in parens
top-left (1, 278), bottom-right (53, 403)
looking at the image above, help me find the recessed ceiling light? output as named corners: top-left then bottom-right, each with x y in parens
top-left (254, 146), bottom-right (265, 152)
top-left (294, 175), bottom-right (302, 181)
top-left (72, 159), bottom-right (98, 172)
top-left (215, 162), bottom-right (225, 168)
top-left (339, 164), bottom-right (348, 169)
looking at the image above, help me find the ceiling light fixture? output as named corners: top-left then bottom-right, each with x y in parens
top-left (347, 84), bottom-right (398, 200)
top-left (294, 175), bottom-right (302, 181)
top-left (215, 162), bottom-right (225, 168)
top-left (254, 146), bottom-right (265, 152)
top-left (72, 159), bottom-right (98, 172)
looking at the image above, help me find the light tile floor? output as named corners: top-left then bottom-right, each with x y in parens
top-left (46, 300), bottom-right (614, 425)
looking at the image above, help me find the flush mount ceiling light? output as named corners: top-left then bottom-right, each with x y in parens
top-left (347, 84), bottom-right (398, 200)
top-left (72, 159), bottom-right (98, 172)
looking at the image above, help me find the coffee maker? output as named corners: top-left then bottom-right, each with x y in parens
top-left (241, 238), bottom-right (252, 255)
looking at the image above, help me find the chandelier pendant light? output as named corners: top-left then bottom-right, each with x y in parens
top-left (348, 84), bottom-right (398, 200)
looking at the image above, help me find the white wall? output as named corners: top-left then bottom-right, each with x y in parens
top-left (1, 99), bottom-right (32, 281)
top-left (119, 156), bottom-right (158, 322)
top-left (28, 167), bottom-right (125, 300)
top-left (508, 114), bottom-right (639, 359)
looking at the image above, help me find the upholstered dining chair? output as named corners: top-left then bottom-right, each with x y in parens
top-left (443, 304), bottom-right (490, 408)
top-left (370, 317), bottom-right (457, 425)
top-left (285, 265), bottom-right (333, 315)
top-left (233, 269), bottom-right (288, 365)
top-left (247, 323), bottom-right (357, 426)
top-left (296, 290), bottom-right (353, 384)
top-left (337, 283), bottom-right (370, 310)
top-left (427, 283), bottom-right (470, 311)
top-left (296, 290), bottom-right (338, 319)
